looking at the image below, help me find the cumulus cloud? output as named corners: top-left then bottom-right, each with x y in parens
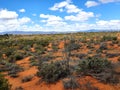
top-left (96, 20), bottom-right (120, 29)
top-left (49, 0), bottom-right (80, 13)
top-left (0, 9), bottom-right (18, 20)
top-left (40, 14), bottom-right (66, 26)
top-left (85, 1), bottom-right (99, 8)
top-left (85, 0), bottom-right (120, 8)
top-left (19, 9), bottom-right (25, 13)
top-left (17, 24), bottom-right (43, 31)
top-left (0, 9), bottom-right (31, 32)
top-left (49, 1), bottom-right (69, 11)
top-left (49, 0), bottom-right (95, 22)
top-left (65, 11), bottom-right (94, 22)
top-left (18, 17), bottom-right (31, 24)
top-left (99, 0), bottom-right (120, 3)
top-left (40, 14), bottom-right (63, 21)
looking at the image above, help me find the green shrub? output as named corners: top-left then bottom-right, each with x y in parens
top-left (22, 75), bottom-right (33, 83)
top-left (106, 53), bottom-right (120, 58)
top-left (99, 42), bottom-right (108, 50)
top-left (101, 36), bottom-right (117, 41)
top-left (8, 51), bottom-right (25, 63)
top-left (0, 73), bottom-right (11, 90)
top-left (14, 52), bottom-right (24, 60)
top-left (76, 57), bottom-right (119, 84)
top-left (7, 63), bottom-right (23, 77)
top-left (80, 81), bottom-right (99, 90)
top-left (77, 57), bottom-right (111, 74)
top-left (3, 47), bottom-right (15, 57)
top-left (52, 44), bottom-right (58, 52)
top-left (63, 76), bottom-right (79, 89)
top-left (15, 86), bottom-right (24, 90)
top-left (37, 61), bottom-right (70, 83)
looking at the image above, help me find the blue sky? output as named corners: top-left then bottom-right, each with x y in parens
top-left (0, 0), bottom-right (120, 32)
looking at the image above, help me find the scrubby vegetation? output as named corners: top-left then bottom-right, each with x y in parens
top-left (62, 76), bottom-right (79, 89)
top-left (0, 32), bottom-right (120, 90)
top-left (76, 57), bottom-right (119, 84)
top-left (22, 75), bottom-right (33, 83)
top-left (37, 61), bottom-right (70, 83)
top-left (0, 73), bottom-right (11, 90)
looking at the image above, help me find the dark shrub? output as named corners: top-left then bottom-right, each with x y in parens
top-left (8, 64), bottom-right (23, 77)
top-left (3, 47), bottom-right (15, 57)
top-left (37, 61), bottom-right (70, 83)
top-left (93, 54), bottom-right (101, 58)
top-left (99, 42), bottom-right (108, 50)
top-left (0, 73), bottom-right (11, 90)
top-left (77, 57), bottom-right (111, 74)
top-left (63, 76), bottom-right (79, 89)
top-left (14, 53), bottom-right (24, 60)
top-left (96, 49), bottom-right (102, 53)
top-left (75, 53), bottom-right (87, 59)
top-left (101, 36), bottom-right (117, 41)
top-left (52, 44), bottom-right (58, 52)
top-left (65, 43), bottom-right (80, 51)
top-left (15, 86), bottom-right (24, 90)
top-left (22, 75), bottom-right (33, 83)
top-left (106, 53), bottom-right (120, 58)
top-left (76, 57), bottom-right (119, 84)
top-left (80, 81), bottom-right (99, 90)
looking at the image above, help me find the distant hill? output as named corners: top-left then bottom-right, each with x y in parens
top-left (0, 30), bottom-right (120, 35)
top-left (0, 31), bottom-right (58, 35)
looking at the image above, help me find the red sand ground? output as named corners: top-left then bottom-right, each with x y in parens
top-left (4, 41), bottom-right (120, 90)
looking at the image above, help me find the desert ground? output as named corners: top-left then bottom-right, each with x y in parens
top-left (0, 32), bottom-right (120, 90)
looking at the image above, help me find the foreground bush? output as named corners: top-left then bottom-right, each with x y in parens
top-left (77, 57), bottom-right (119, 84)
top-left (77, 57), bottom-right (111, 74)
top-left (22, 75), bottom-right (33, 83)
top-left (63, 76), bottom-right (79, 89)
top-left (37, 61), bottom-right (70, 83)
top-left (0, 73), bottom-right (11, 90)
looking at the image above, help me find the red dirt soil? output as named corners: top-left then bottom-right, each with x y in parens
top-left (4, 41), bottom-right (120, 90)
top-left (78, 76), bottom-right (120, 90)
top-left (30, 48), bottom-right (35, 52)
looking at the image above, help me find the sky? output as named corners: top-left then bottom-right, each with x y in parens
top-left (0, 0), bottom-right (120, 32)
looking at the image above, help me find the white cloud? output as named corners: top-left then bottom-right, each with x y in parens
top-left (96, 20), bottom-right (120, 29)
top-left (63, 20), bottom-right (120, 31)
top-left (40, 14), bottom-right (63, 21)
top-left (49, 0), bottom-right (70, 11)
top-left (65, 4), bottom-right (81, 13)
top-left (0, 9), bottom-right (31, 32)
top-left (18, 17), bottom-right (31, 24)
top-left (85, 1), bottom-right (99, 8)
top-left (19, 9), bottom-right (25, 13)
top-left (49, 0), bottom-right (95, 22)
top-left (40, 14), bottom-right (66, 26)
top-left (0, 9), bottom-right (18, 20)
top-left (85, 0), bottom-right (120, 8)
top-left (18, 24), bottom-right (43, 31)
top-left (49, 0), bottom-right (80, 13)
top-left (99, 0), bottom-right (120, 3)
top-left (65, 11), bottom-right (94, 21)
top-left (16, 19), bottom-right (120, 32)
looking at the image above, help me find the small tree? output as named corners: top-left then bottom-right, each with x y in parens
top-left (63, 34), bottom-right (80, 74)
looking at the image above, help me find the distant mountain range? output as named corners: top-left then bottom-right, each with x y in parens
top-left (0, 29), bottom-right (120, 35)
top-left (0, 31), bottom-right (59, 35)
